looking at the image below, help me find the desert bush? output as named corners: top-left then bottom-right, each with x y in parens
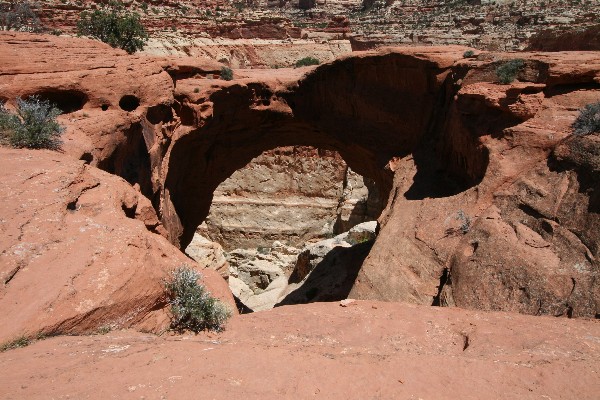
top-left (463, 50), bottom-right (475, 58)
top-left (77, 6), bottom-right (148, 54)
top-left (0, 97), bottom-right (64, 150)
top-left (0, 1), bottom-right (41, 32)
top-left (220, 66), bottom-right (233, 81)
top-left (295, 56), bottom-right (320, 67)
top-left (495, 58), bottom-right (525, 84)
top-left (572, 101), bottom-right (600, 136)
top-left (164, 266), bottom-right (232, 333)
top-left (0, 103), bottom-right (16, 145)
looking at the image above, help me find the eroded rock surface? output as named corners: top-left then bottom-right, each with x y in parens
top-left (201, 146), bottom-right (381, 250)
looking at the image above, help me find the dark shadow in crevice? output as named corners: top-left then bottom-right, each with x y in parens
top-left (432, 268), bottom-right (450, 306)
top-left (97, 122), bottom-right (153, 199)
top-left (275, 241), bottom-right (373, 307)
top-left (404, 144), bottom-right (478, 200)
top-left (233, 294), bottom-right (254, 314)
top-left (146, 104), bottom-right (173, 125)
top-left (33, 89), bottom-right (88, 113)
top-left (544, 82), bottom-right (600, 98)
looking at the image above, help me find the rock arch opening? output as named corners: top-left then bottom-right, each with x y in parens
top-left (184, 145), bottom-right (384, 311)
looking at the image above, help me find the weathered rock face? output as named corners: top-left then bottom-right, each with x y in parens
top-left (200, 145), bottom-right (381, 250)
top-left (0, 148), bottom-right (233, 342)
top-left (277, 221), bottom-right (377, 306)
top-left (527, 25), bottom-right (600, 51)
top-left (446, 127), bottom-right (600, 317)
top-left (1, 33), bottom-right (599, 320)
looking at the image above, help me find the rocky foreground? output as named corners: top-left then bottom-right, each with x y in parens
top-left (1, 301), bottom-right (599, 399)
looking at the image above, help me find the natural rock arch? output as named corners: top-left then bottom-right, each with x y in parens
top-left (161, 50), bottom-right (489, 249)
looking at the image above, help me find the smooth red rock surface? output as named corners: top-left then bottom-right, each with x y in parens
top-left (0, 301), bottom-right (599, 399)
top-left (0, 148), bottom-right (233, 342)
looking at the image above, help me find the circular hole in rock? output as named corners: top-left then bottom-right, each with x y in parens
top-left (119, 95), bottom-right (140, 112)
top-left (101, 104), bottom-right (109, 111)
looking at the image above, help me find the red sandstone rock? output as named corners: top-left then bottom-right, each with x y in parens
top-left (0, 301), bottom-right (599, 399)
top-left (0, 148), bottom-right (234, 342)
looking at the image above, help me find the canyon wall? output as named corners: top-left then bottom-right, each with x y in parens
top-left (30, 0), bottom-right (600, 69)
top-left (200, 146), bottom-right (381, 250)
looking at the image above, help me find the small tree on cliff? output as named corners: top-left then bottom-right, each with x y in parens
top-left (77, 5), bottom-right (148, 54)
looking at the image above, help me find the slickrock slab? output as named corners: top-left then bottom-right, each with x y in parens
top-left (0, 301), bottom-right (598, 399)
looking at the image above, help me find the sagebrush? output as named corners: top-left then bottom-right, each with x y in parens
top-left (463, 50), bottom-right (475, 58)
top-left (164, 266), bottom-right (232, 333)
top-left (77, 6), bottom-right (148, 54)
top-left (295, 56), bottom-right (320, 67)
top-left (572, 101), bottom-right (600, 136)
top-left (220, 66), bottom-right (233, 81)
top-left (495, 59), bottom-right (525, 84)
top-left (0, 97), bottom-right (64, 150)
top-left (0, 336), bottom-right (30, 352)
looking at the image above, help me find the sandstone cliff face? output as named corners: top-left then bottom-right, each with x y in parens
top-left (1, 33), bottom-right (599, 320)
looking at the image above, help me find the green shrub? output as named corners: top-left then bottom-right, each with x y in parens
top-left (77, 7), bottom-right (148, 54)
top-left (295, 56), bottom-right (320, 67)
top-left (0, 1), bottom-right (41, 32)
top-left (495, 58), bottom-right (525, 84)
top-left (0, 97), bottom-right (64, 150)
top-left (463, 50), bottom-right (475, 58)
top-left (572, 101), bottom-right (600, 136)
top-left (164, 266), bottom-right (232, 333)
top-left (220, 66), bottom-right (233, 81)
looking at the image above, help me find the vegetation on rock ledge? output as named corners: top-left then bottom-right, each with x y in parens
top-left (0, 1), bottom-right (40, 32)
top-left (295, 57), bottom-right (320, 68)
top-left (220, 66), bottom-right (234, 81)
top-left (572, 101), bottom-right (600, 136)
top-left (495, 58), bottom-right (525, 85)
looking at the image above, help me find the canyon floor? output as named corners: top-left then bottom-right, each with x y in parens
top-left (1, 301), bottom-right (599, 400)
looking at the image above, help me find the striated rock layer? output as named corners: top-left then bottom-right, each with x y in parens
top-left (200, 145), bottom-right (381, 250)
top-left (1, 33), bottom-right (599, 320)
